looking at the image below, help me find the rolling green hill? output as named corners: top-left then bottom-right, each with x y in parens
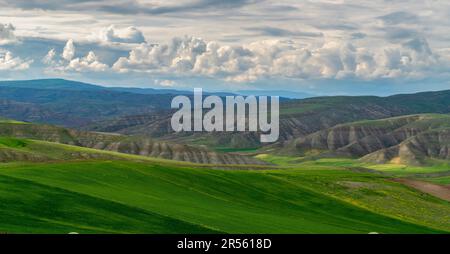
top-left (1, 159), bottom-right (449, 233)
top-left (0, 80), bottom-right (449, 234)
top-left (0, 119), bottom-right (264, 165)
top-left (0, 136), bottom-right (449, 233)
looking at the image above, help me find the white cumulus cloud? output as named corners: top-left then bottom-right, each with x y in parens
top-left (112, 35), bottom-right (443, 82)
top-left (42, 48), bottom-right (56, 65)
top-left (43, 40), bottom-right (108, 73)
top-left (66, 51), bottom-right (108, 72)
top-left (62, 39), bottom-right (75, 61)
top-left (0, 50), bottom-right (32, 70)
top-left (95, 25), bottom-right (146, 44)
top-left (155, 79), bottom-right (176, 87)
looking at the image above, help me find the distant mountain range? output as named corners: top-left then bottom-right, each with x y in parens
top-left (0, 79), bottom-right (293, 127)
top-left (0, 79), bottom-right (305, 97)
top-left (0, 79), bottom-right (176, 126)
top-left (238, 90), bottom-right (315, 99)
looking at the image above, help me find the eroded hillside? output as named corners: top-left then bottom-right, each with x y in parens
top-left (294, 114), bottom-right (450, 165)
top-left (0, 119), bottom-right (264, 165)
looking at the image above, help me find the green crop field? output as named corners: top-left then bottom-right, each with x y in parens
top-left (426, 176), bottom-right (450, 185)
top-left (0, 137), bottom-right (449, 233)
top-left (0, 161), bottom-right (447, 234)
top-left (0, 140), bottom-right (449, 233)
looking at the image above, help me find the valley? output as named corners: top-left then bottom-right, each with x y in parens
top-left (0, 79), bottom-right (449, 234)
top-left (1, 154), bottom-right (449, 233)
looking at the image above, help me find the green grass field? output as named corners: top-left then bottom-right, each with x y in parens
top-left (426, 176), bottom-right (450, 185)
top-left (0, 138), bottom-right (449, 233)
top-left (257, 154), bottom-right (450, 177)
top-left (1, 160), bottom-right (449, 233)
top-left (0, 118), bottom-right (29, 124)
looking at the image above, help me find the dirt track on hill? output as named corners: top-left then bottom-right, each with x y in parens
top-left (393, 178), bottom-right (450, 202)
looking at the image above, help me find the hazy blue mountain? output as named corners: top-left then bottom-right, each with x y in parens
top-left (0, 79), bottom-right (104, 91)
top-left (0, 79), bottom-right (235, 96)
top-left (238, 90), bottom-right (316, 99)
top-left (0, 79), bottom-right (177, 127)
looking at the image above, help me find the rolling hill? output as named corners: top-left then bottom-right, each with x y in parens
top-left (294, 114), bottom-right (450, 166)
top-left (0, 79), bottom-right (176, 127)
top-left (85, 90), bottom-right (450, 149)
top-left (0, 142), bottom-right (449, 233)
top-left (0, 79), bottom-right (449, 234)
top-left (0, 79), bottom-right (235, 127)
top-left (2, 79), bottom-right (449, 151)
top-left (0, 118), bottom-right (264, 165)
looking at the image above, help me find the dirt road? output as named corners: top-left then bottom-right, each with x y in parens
top-left (393, 178), bottom-right (450, 202)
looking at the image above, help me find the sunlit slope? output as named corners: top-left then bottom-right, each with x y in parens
top-left (293, 114), bottom-right (450, 166)
top-left (0, 120), bottom-right (265, 165)
top-left (0, 159), bottom-right (448, 233)
top-left (0, 174), bottom-right (217, 233)
top-left (0, 136), bottom-right (448, 233)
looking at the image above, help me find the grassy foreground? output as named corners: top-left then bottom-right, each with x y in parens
top-left (0, 159), bottom-right (449, 233)
top-left (0, 137), bottom-right (449, 233)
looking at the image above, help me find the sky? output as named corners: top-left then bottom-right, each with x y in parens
top-left (0, 0), bottom-right (450, 95)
